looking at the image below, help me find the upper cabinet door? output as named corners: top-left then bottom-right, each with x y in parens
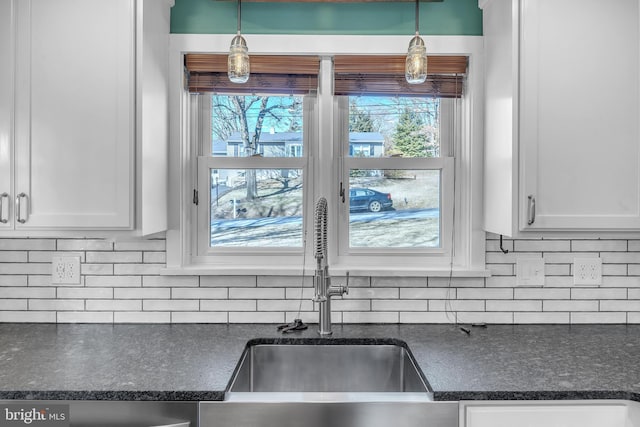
top-left (13, 0), bottom-right (134, 229)
top-left (0, 0), bottom-right (13, 229)
top-left (519, 0), bottom-right (640, 230)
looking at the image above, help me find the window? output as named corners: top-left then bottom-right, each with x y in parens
top-left (331, 55), bottom-right (465, 269)
top-left (197, 94), bottom-right (311, 253)
top-left (342, 96), bottom-right (454, 252)
top-left (169, 36), bottom-right (485, 275)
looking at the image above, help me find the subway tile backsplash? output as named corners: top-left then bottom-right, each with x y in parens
top-left (0, 235), bottom-right (640, 324)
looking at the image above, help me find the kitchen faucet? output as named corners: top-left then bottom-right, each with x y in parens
top-left (312, 197), bottom-right (348, 335)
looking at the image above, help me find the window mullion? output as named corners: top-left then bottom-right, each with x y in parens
top-left (345, 157), bottom-right (449, 170)
top-left (198, 156), bottom-right (306, 169)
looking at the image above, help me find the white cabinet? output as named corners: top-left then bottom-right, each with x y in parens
top-left (461, 400), bottom-right (640, 427)
top-left (12, 0), bottom-right (134, 230)
top-left (1, 0), bottom-right (170, 234)
top-left (0, 0), bottom-right (13, 230)
top-left (482, 0), bottom-right (640, 234)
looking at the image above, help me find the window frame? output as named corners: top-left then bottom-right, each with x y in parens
top-left (192, 94), bottom-right (317, 268)
top-left (333, 95), bottom-right (457, 270)
top-left (166, 34), bottom-right (486, 276)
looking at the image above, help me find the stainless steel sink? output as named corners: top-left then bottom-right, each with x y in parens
top-left (201, 339), bottom-right (457, 427)
top-left (225, 339), bottom-right (432, 401)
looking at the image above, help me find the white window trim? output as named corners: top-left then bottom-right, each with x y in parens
top-left (193, 95), bottom-right (316, 267)
top-left (334, 96), bottom-right (455, 260)
top-left (165, 34), bottom-right (487, 277)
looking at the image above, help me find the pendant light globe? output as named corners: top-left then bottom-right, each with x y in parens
top-left (228, 0), bottom-right (249, 84)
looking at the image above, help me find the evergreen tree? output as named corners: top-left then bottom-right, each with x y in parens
top-left (349, 100), bottom-right (376, 132)
top-left (392, 107), bottom-right (426, 157)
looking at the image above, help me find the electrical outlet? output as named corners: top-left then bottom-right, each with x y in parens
top-left (51, 256), bottom-right (81, 284)
top-left (516, 257), bottom-right (545, 287)
top-left (573, 258), bottom-right (602, 286)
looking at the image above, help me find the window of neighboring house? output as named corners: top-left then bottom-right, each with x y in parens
top-left (288, 144), bottom-right (303, 158)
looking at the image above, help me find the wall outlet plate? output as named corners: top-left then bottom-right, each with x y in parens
top-left (516, 257), bottom-right (545, 287)
top-left (573, 258), bottom-right (602, 286)
top-left (51, 255), bottom-right (81, 285)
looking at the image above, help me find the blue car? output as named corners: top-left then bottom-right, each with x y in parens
top-left (349, 188), bottom-right (393, 212)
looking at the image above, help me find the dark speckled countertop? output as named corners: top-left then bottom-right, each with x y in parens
top-left (0, 323), bottom-right (638, 402)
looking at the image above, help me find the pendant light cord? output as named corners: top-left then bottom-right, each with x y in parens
top-left (415, 0), bottom-right (420, 35)
top-left (237, 0), bottom-right (242, 35)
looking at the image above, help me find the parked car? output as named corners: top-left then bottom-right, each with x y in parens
top-left (349, 188), bottom-right (393, 212)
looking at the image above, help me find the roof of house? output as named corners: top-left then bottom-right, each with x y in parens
top-left (225, 131), bottom-right (384, 144)
top-left (212, 140), bottom-right (227, 154)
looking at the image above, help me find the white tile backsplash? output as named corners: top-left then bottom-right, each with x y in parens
top-left (142, 299), bottom-right (199, 311)
top-left (513, 312), bottom-right (570, 324)
top-left (57, 311), bottom-right (113, 323)
top-left (85, 299), bottom-right (142, 311)
top-left (171, 312), bottom-right (226, 323)
top-left (171, 288), bottom-right (228, 299)
top-left (0, 239), bottom-right (56, 250)
top-left (0, 299), bottom-right (28, 310)
top-left (571, 240), bottom-right (627, 252)
top-left (0, 235), bottom-right (639, 324)
top-left (0, 311), bottom-right (56, 322)
top-left (114, 311), bottom-right (171, 323)
top-left (86, 251), bottom-right (142, 264)
top-left (113, 288), bottom-right (170, 299)
top-left (543, 300), bottom-right (599, 312)
top-left (485, 300), bottom-right (542, 312)
top-left (428, 299), bottom-right (485, 312)
top-left (201, 299), bottom-right (256, 311)
top-left (0, 275), bottom-right (28, 286)
top-left (228, 311), bottom-right (284, 323)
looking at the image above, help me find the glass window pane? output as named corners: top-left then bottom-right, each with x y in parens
top-left (211, 95), bottom-right (304, 158)
top-left (348, 96), bottom-right (440, 158)
top-left (210, 169), bottom-right (303, 247)
top-left (349, 169), bottom-right (440, 248)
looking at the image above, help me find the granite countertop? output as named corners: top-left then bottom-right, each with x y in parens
top-left (0, 323), bottom-right (638, 402)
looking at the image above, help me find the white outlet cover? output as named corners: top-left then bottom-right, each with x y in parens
top-left (516, 257), bottom-right (545, 287)
top-left (51, 255), bottom-right (81, 285)
top-left (573, 257), bottom-right (602, 286)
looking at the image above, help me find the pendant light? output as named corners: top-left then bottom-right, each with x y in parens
top-left (405, 0), bottom-right (427, 84)
top-left (228, 0), bottom-right (250, 84)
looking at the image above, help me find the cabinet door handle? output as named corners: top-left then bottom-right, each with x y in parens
top-left (0, 193), bottom-right (8, 224)
top-left (15, 193), bottom-right (28, 224)
top-left (527, 195), bottom-right (536, 225)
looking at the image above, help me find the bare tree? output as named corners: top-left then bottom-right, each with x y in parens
top-left (211, 95), bottom-right (302, 200)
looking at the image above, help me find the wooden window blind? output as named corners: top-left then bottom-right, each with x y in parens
top-left (333, 55), bottom-right (467, 98)
top-left (185, 54), bottom-right (320, 94)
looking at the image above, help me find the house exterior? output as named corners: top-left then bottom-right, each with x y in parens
top-left (225, 131), bottom-right (385, 157)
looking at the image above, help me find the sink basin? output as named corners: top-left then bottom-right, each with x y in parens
top-left (207, 339), bottom-right (453, 427)
top-left (226, 338), bottom-right (432, 401)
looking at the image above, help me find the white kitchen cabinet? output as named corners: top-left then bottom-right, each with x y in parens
top-left (0, 0), bottom-right (13, 230)
top-left (460, 400), bottom-right (640, 427)
top-left (482, 0), bottom-right (640, 234)
top-left (1, 0), bottom-right (170, 234)
top-left (13, 0), bottom-right (134, 230)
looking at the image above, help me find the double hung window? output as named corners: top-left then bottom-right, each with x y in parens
top-left (332, 55), bottom-right (466, 269)
top-left (186, 55), bottom-right (318, 266)
top-left (177, 44), bottom-right (480, 274)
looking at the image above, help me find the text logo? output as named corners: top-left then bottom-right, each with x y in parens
top-left (1, 405), bottom-right (69, 427)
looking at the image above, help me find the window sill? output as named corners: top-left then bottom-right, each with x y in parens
top-left (161, 265), bottom-right (491, 278)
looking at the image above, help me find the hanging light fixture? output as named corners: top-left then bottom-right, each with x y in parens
top-left (405, 0), bottom-right (427, 84)
top-left (228, 0), bottom-right (250, 84)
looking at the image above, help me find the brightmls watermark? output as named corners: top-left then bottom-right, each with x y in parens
top-left (1, 405), bottom-right (69, 427)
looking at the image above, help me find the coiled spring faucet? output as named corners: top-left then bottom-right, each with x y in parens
top-left (313, 197), bottom-right (348, 335)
